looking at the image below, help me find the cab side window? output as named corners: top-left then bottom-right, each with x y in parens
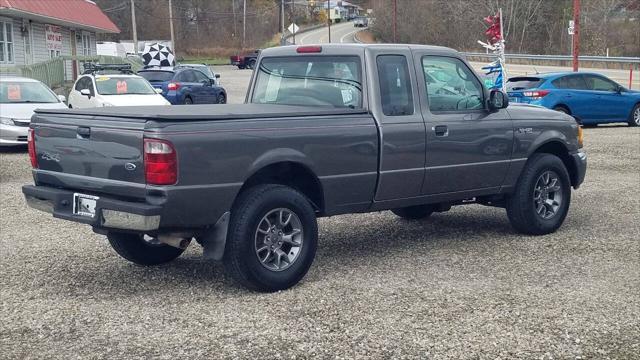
top-left (377, 55), bottom-right (413, 116)
top-left (421, 56), bottom-right (484, 112)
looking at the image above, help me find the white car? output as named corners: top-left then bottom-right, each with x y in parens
top-left (0, 76), bottom-right (67, 146)
top-left (68, 73), bottom-right (170, 108)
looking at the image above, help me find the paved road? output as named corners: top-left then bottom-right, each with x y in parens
top-left (297, 21), bottom-right (362, 44)
top-left (295, 23), bottom-right (639, 89)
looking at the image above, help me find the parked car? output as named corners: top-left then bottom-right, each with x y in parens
top-left (507, 72), bottom-right (640, 126)
top-left (138, 67), bottom-right (227, 104)
top-left (23, 44), bottom-right (586, 292)
top-left (0, 76), bottom-right (67, 146)
top-left (175, 63), bottom-right (221, 85)
top-left (230, 50), bottom-right (259, 70)
top-left (354, 16), bottom-right (369, 27)
top-left (68, 64), bottom-right (170, 108)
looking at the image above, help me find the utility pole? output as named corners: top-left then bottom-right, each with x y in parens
top-left (130, 0), bottom-right (138, 55)
top-left (327, 0), bottom-right (331, 43)
top-left (572, 0), bottom-right (580, 72)
top-left (281, 0), bottom-right (285, 44)
top-left (243, 0), bottom-right (246, 49)
top-left (168, 0), bottom-right (175, 52)
top-left (392, 0), bottom-right (397, 42)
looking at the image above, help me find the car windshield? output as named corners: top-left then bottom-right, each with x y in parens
top-left (506, 77), bottom-right (545, 91)
top-left (138, 71), bottom-right (174, 82)
top-left (0, 81), bottom-right (59, 104)
top-left (252, 56), bottom-right (362, 108)
top-left (94, 76), bottom-right (156, 95)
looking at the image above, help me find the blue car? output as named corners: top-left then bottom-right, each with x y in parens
top-left (506, 72), bottom-right (640, 126)
top-left (138, 67), bottom-right (227, 105)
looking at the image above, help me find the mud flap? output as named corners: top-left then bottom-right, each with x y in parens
top-left (201, 212), bottom-right (230, 261)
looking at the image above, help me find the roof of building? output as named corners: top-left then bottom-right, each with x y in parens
top-left (0, 0), bottom-right (120, 33)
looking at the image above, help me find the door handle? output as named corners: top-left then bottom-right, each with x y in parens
top-left (433, 125), bottom-right (449, 137)
top-left (77, 126), bottom-right (91, 138)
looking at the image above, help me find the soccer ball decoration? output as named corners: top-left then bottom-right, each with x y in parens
top-left (141, 43), bottom-right (175, 67)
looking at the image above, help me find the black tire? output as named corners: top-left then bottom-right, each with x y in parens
top-left (506, 153), bottom-right (571, 235)
top-left (223, 184), bottom-right (318, 292)
top-left (107, 232), bottom-right (185, 266)
top-left (553, 105), bottom-right (570, 114)
top-left (217, 93), bottom-right (226, 104)
top-left (238, 65), bottom-right (246, 70)
top-left (184, 97), bottom-right (193, 105)
top-left (247, 59), bottom-right (256, 70)
top-left (628, 103), bottom-right (640, 127)
top-left (391, 205), bottom-right (434, 220)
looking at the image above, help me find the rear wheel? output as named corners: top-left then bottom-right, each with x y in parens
top-left (223, 184), bottom-right (318, 292)
top-left (506, 153), bottom-right (571, 235)
top-left (392, 205), bottom-right (434, 220)
top-left (107, 232), bottom-right (186, 266)
top-left (629, 103), bottom-right (640, 127)
top-left (184, 97), bottom-right (193, 105)
top-left (247, 59), bottom-right (256, 70)
top-left (553, 105), bottom-right (570, 114)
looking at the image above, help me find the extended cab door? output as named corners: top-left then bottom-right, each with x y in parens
top-left (367, 47), bottom-right (426, 201)
top-left (413, 52), bottom-right (513, 195)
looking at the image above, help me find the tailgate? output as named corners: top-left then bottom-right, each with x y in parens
top-left (31, 112), bottom-right (147, 198)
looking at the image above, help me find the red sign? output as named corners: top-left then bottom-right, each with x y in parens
top-left (8, 85), bottom-right (21, 100)
top-left (116, 80), bottom-right (128, 94)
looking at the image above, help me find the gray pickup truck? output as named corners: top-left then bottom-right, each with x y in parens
top-left (23, 44), bottom-right (586, 292)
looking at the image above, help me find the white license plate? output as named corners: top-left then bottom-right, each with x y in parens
top-left (73, 193), bottom-right (99, 218)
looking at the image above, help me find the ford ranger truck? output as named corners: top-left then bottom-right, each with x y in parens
top-left (23, 44), bottom-right (587, 292)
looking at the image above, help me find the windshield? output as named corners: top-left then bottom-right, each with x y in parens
top-left (251, 56), bottom-right (362, 108)
top-left (506, 77), bottom-right (545, 91)
top-left (138, 71), bottom-right (174, 83)
top-left (94, 76), bottom-right (156, 95)
top-left (0, 81), bottom-right (59, 104)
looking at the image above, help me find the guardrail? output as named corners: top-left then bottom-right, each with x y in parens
top-left (464, 52), bottom-right (640, 64)
top-left (464, 52), bottom-right (639, 70)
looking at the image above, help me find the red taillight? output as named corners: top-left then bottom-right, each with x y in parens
top-left (144, 138), bottom-right (177, 185)
top-left (27, 128), bottom-right (38, 168)
top-left (297, 46), bottom-right (322, 53)
top-left (167, 82), bottom-right (181, 91)
top-left (523, 90), bottom-right (550, 99)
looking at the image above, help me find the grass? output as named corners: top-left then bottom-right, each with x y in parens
top-left (177, 56), bottom-right (230, 66)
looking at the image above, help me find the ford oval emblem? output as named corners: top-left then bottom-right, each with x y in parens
top-left (124, 163), bottom-right (137, 171)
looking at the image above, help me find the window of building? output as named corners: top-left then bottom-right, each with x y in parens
top-left (82, 33), bottom-right (91, 56)
top-left (0, 20), bottom-right (14, 63)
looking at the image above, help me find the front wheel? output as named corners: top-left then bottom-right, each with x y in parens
top-left (506, 153), bottom-right (571, 235)
top-left (107, 232), bottom-right (186, 266)
top-left (217, 93), bottom-right (226, 104)
top-left (629, 103), bottom-right (640, 127)
top-left (223, 184), bottom-right (318, 292)
top-left (184, 97), bottom-right (193, 105)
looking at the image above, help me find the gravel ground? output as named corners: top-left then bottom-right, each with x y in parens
top-left (1, 66), bottom-right (639, 359)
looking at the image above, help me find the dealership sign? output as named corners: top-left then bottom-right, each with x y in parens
top-left (45, 25), bottom-right (62, 51)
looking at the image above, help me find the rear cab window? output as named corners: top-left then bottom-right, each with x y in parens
top-left (376, 55), bottom-right (414, 116)
top-left (251, 56), bottom-right (362, 108)
top-left (506, 77), bottom-right (545, 91)
top-left (138, 71), bottom-right (175, 83)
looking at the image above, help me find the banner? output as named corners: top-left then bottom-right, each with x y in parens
top-left (45, 25), bottom-right (62, 51)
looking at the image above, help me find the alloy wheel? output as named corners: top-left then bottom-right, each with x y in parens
top-left (254, 208), bottom-right (303, 272)
top-left (634, 107), bottom-right (640, 125)
top-left (533, 171), bottom-right (563, 220)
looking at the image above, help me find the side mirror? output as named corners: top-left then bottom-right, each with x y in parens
top-left (155, 88), bottom-right (163, 94)
top-left (57, 94), bottom-right (66, 103)
top-left (215, 74), bottom-right (221, 79)
top-left (616, 85), bottom-right (624, 94)
top-left (80, 89), bottom-right (91, 98)
top-left (488, 89), bottom-right (509, 111)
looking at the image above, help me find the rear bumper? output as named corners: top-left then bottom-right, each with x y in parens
top-left (22, 185), bottom-right (162, 231)
top-left (571, 150), bottom-right (587, 189)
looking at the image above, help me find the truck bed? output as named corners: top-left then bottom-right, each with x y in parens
top-left (35, 104), bottom-right (368, 121)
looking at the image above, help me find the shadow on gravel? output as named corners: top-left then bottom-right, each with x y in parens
top-left (0, 145), bottom-right (27, 153)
